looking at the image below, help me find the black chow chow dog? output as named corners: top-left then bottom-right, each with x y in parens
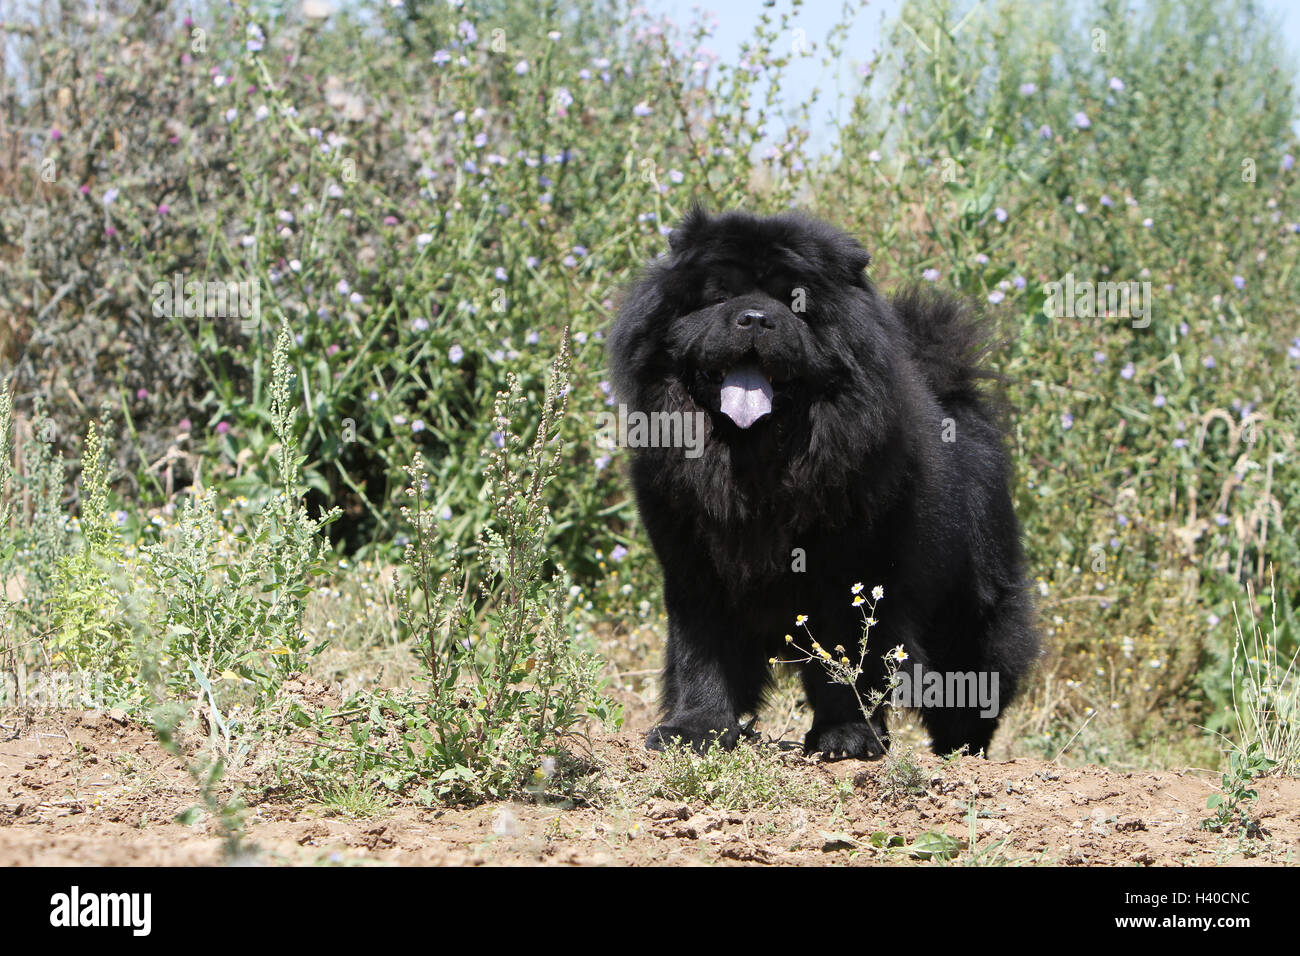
top-left (607, 206), bottom-right (1039, 760)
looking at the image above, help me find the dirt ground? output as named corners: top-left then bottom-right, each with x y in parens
top-left (1, 709), bottom-right (1297, 866)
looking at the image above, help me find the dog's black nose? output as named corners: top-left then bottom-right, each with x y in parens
top-left (736, 309), bottom-right (773, 329)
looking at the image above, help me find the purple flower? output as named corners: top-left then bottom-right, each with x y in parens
top-left (1018, 82), bottom-right (1037, 96)
top-left (514, 60), bottom-right (529, 75)
top-left (987, 290), bottom-right (1005, 304)
top-left (1202, 356), bottom-right (1216, 369)
top-left (50, 127), bottom-right (62, 141)
top-left (1100, 194), bottom-right (1113, 208)
top-left (1108, 77), bottom-right (1125, 92)
top-left (1073, 112), bottom-right (1091, 129)
top-left (610, 545), bottom-right (628, 562)
top-left (1283, 153), bottom-right (1295, 171)
top-left (922, 268), bottom-right (940, 282)
top-left (1093, 351), bottom-right (1107, 364)
top-left (490, 431), bottom-right (505, 448)
top-left (1061, 413), bottom-right (1074, 430)
top-left (1012, 275), bottom-right (1026, 290)
top-left (1038, 125), bottom-right (1053, 139)
top-left (1153, 394), bottom-right (1166, 408)
top-left (216, 421), bottom-right (230, 435)
top-left (449, 344), bottom-right (464, 363)
top-left (412, 317), bottom-right (429, 332)
top-left (994, 207), bottom-right (1007, 223)
top-left (136, 388), bottom-right (148, 400)
top-left (1232, 275), bottom-right (1245, 290)
top-left (633, 102), bottom-right (653, 117)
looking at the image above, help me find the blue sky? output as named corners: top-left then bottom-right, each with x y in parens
top-left (646, 0), bottom-right (1300, 150)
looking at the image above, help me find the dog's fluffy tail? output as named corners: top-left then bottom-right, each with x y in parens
top-left (891, 286), bottom-right (1000, 407)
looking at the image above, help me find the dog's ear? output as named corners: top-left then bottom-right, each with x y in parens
top-left (667, 201), bottom-right (710, 253)
top-left (841, 236), bottom-right (872, 285)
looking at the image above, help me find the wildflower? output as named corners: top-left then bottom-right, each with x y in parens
top-left (851, 582), bottom-right (863, 594)
top-left (1073, 112), bottom-right (1091, 129)
top-left (795, 614), bottom-right (808, 626)
top-left (871, 585), bottom-right (884, 600)
top-left (449, 344), bottom-right (464, 363)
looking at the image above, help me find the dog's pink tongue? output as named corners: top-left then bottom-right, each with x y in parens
top-left (719, 365), bottom-right (773, 429)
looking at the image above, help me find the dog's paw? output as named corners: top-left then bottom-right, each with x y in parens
top-left (804, 721), bottom-right (888, 761)
top-left (646, 722), bottom-right (741, 754)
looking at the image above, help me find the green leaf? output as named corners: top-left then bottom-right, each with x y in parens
top-left (909, 830), bottom-right (963, 860)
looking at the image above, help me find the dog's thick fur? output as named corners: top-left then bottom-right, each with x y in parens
top-left (608, 207), bottom-right (1039, 759)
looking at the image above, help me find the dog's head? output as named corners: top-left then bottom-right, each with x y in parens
top-left (610, 207), bottom-right (891, 432)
